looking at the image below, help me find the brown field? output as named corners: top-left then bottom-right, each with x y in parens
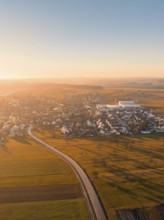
top-left (116, 204), bottom-right (164, 220)
top-left (0, 184), bottom-right (82, 203)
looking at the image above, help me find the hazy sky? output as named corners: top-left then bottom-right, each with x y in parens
top-left (0, 0), bottom-right (163, 79)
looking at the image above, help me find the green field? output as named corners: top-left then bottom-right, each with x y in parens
top-left (0, 136), bottom-right (90, 220)
top-left (35, 129), bottom-right (164, 220)
top-left (0, 199), bottom-right (89, 220)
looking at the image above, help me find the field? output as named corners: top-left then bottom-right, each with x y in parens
top-left (34, 129), bottom-right (164, 220)
top-left (0, 136), bottom-right (90, 220)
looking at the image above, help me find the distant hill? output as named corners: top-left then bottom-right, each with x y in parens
top-left (0, 78), bottom-right (163, 93)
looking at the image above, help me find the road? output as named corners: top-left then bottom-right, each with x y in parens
top-left (28, 126), bottom-right (108, 220)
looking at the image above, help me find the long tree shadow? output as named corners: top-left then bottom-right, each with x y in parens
top-left (130, 146), bottom-right (164, 160)
top-left (13, 136), bottom-right (31, 145)
top-left (144, 195), bottom-right (162, 203)
top-left (107, 180), bottom-right (136, 196)
top-left (0, 144), bottom-right (10, 154)
top-left (106, 164), bottom-right (164, 196)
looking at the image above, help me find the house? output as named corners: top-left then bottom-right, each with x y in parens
top-left (61, 126), bottom-right (69, 134)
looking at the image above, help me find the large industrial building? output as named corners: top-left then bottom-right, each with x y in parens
top-left (118, 101), bottom-right (141, 108)
top-left (97, 101), bottom-right (141, 110)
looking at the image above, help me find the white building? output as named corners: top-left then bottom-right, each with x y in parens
top-left (61, 126), bottom-right (69, 134)
top-left (97, 101), bottom-right (141, 110)
top-left (118, 101), bottom-right (140, 108)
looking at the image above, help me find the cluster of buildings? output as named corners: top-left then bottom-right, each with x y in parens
top-left (0, 92), bottom-right (163, 142)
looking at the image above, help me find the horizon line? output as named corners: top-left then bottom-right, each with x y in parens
top-left (0, 76), bottom-right (164, 81)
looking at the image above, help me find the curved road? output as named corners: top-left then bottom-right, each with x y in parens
top-left (28, 126), bottom-right (107, 220)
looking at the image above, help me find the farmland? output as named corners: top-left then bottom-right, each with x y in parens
top-left (0, 136), bottom-right (89, 220)
top-left (34, 130), bottom-right (164, 220)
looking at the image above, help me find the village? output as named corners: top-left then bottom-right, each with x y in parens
top-left (0, 92), bottom-right (163, 142)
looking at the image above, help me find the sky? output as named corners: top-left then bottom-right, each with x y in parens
top-left (0, 0), bottom-right (163, 79)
